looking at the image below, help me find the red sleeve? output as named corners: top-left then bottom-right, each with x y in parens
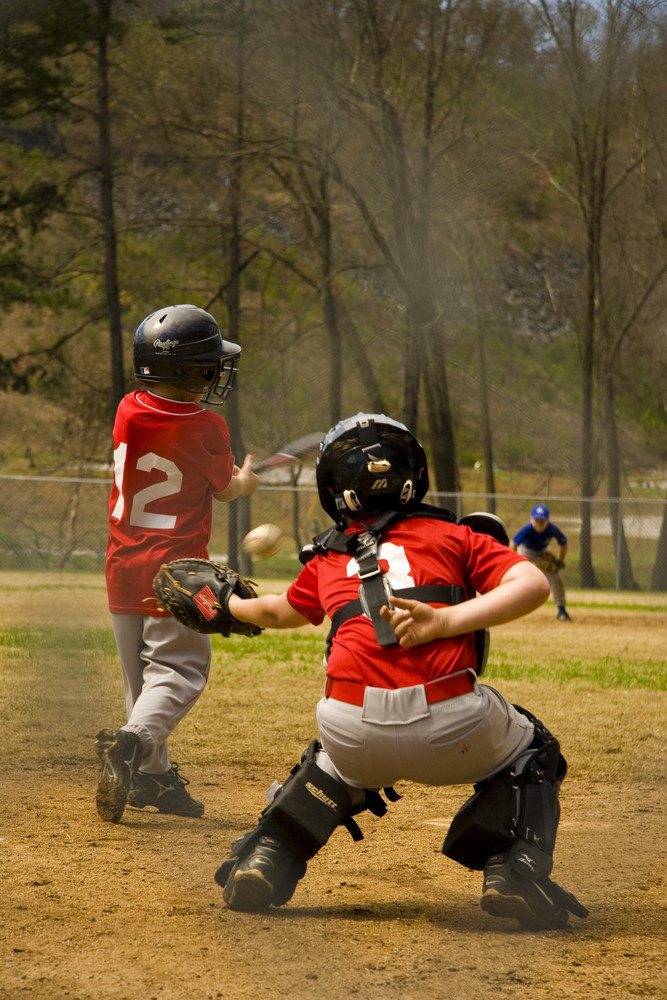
top-left (460, 527), bottom-right (526, 594)
top-left (286, 559), bottom-right (327, 625)
top-left (198, 410), bottom-right (235, 494)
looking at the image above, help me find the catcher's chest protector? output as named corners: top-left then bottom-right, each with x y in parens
top-left (308, 506), bottom-right (488, 671)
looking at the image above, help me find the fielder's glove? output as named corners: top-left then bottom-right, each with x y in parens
top-left (152, 558), bottom-right (263, 637)
top-left (536, 552), bottom-right (565, 573)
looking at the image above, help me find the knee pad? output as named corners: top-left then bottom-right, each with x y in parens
top-left (442, 711), bottom-right (566, 874)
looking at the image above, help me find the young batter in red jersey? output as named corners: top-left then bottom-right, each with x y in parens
top-left (213, 413), bottom-right (588, 930)
top-left (96, 304), bottom-right (259, 824)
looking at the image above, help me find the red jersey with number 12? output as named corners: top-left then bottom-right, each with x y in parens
top-left (106, 390), bottom-right (234, 615)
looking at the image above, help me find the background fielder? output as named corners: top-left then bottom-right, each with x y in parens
top-left (510, 503), bottom-right (572, 621)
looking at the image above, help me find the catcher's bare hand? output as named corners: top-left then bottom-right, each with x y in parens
top-left (380, 596), bottom-right (443, 649)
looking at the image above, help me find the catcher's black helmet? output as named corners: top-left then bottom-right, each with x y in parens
top-left (133, 304), bottom-right (240, 404)
top-left (316, 412), bottom-right (429, 524)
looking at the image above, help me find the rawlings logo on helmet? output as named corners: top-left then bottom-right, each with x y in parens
top-left (153, 338), bottom-right (179, 351)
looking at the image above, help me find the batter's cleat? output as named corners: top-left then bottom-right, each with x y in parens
top-left (127, 764), bottom-right (204, 817)
top-left (219, 834), bottom-right (303, 911)
top-left (95, 728), bottom-right (141, 823)
top-left (556, 609), bottom-right (573, 622)
top-left (481, 854), bottom-right (588, 929)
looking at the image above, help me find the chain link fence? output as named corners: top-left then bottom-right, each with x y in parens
top-left (0, 474), bottom-right (665, 591)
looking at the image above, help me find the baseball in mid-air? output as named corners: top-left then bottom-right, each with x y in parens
top-left (241, 523), bottom-right (283, 560)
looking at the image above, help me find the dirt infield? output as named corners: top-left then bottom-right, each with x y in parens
top-left (1, 574), bottom-right (665, 1000)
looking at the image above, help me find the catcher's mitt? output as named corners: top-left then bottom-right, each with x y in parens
top-left (536, 551), bottom-right (565, 573)
top-left (152, 558), bottom-right (263, 637)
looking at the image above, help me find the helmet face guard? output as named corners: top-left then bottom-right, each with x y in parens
top-left (201, 351), bottom-right (239, 404)
top-left (316, 413), bottom-right (429, 524)
top-left (133, 304), bottom-right (240, 405)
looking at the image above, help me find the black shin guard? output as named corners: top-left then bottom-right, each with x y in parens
top-left (259, 740), bottom-right (354, 861)
top-left (216, 741), bottom-right (400, 908)
top-left (216, 741), bottom-right (356, 907)
top-left (442, 709), bottom-right (566, 874)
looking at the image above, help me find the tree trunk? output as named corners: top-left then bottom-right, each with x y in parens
top-left (95, 0), bottom-right (124, 419)
top-left (403, 261), bottom-right (459, 494)
top-left (316, 177), bottom-right (343, 426)
top-left (340, 308), bottom-right (387, 415)
top-left (477, 320), bottom-right (496, 513)
top-left (467, 246), bottom-right (496, 511)
top-left (651, 495), bottom-right (667, 591)
top-left (603, 370), bottom-right (639, 589)
top-left (420, 321), bottom-right (459, 495)
top-left (225, 2), bottom-right (251, 575)
top-left (402, 342), bottom-right (420, 436)
top-left (578, 227), bottom-right (600, 588)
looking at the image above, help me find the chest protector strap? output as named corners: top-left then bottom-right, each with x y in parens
top-left (353, 527), bottom-right (403, 647)
top-left (310, 509), bottom-right (469, 654)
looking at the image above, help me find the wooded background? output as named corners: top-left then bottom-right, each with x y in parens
top-left (1, 0), bottom-right (666, 588)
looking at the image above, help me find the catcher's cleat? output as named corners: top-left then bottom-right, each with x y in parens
top-left (481, 854), bottom-right (588, 930)
top-left (556, 609), bottom-right (573, 622)
top-left (127, 764), bottom-right (204, 817)
top-left (95, 728), bottom-right (141, 824)
top-left (220, 834), bottom-right (303, 912)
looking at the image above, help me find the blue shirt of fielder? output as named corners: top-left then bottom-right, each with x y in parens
top-left (512, 521), bottom-right (567, 554)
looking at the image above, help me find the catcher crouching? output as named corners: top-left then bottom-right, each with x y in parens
top-left (159, 413), bottom-right (589, 930)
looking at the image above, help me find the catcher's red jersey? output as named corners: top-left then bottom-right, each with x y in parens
top-left (287, 517), bottom-right (524, 688)
top-left (106, 390), bottom-right (234, 615)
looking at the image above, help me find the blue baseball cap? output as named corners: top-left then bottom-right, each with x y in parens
top-left (531, 504), bottom-right (550, 519)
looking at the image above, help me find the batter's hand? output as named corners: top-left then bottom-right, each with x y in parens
top-left (214, 454), bottom-right (260, 502)
top-left (232, 454), bottom-right (260, 495)
top-left (380, 596), bottom-right (444, 649)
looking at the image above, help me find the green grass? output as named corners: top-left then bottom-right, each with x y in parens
top-left (0, 626), bottom-right (116, 655)
top-left (210, 630), bottom-right (665, 691)
top-left (567, 599), bottom-right (667, 612)
top-left (485, 651), bottom-right (665, 690)
top-left (1, 620), bottom-right (663, 693)
top-left (211, 631), bottom-right (324, 675)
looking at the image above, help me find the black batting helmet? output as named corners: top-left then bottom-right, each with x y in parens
top-left (133, 304), bottom-right (240, 404)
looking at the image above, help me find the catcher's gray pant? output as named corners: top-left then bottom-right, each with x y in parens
top-left (516, 544), bottom-right (566, 606)
top-left (315, 677), bottom-right (534, 793)
top-left (111, 613), bottom-right (211, 773)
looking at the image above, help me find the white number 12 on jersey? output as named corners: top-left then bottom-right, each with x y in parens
top-left (111, 443), bottom-right (183, 530)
